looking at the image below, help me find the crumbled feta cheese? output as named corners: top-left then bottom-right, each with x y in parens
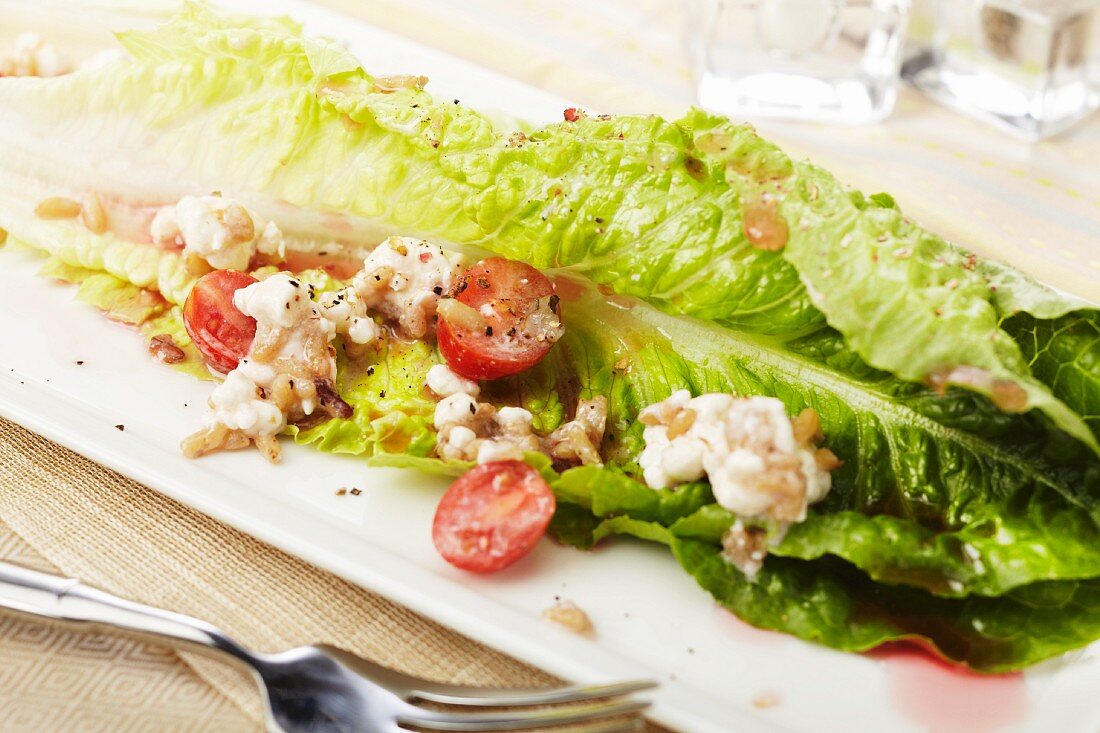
top-left (434, 393), bottom-right (480, 431)
top-left (234, 274), bottom-right (321, 331)
top-left (431, 391), bottom-right (606, 467)
top-left (447, 425), bottom-right (478, 452)
top-left (150, 195), bottom-right (285, 271)
top-left (497, 406), bottom-right (535, 433)
top-left (0, 33), bottom-right (70, 77)
top-left (363, 237), bottom-right (461, 337)
top-left (256, 220), bottom-right (286, 259)
top-left (317, 289), bottom-right (382, 347)
top-left (639, 391), bottom-right (833, 523)
top-left (476, 440), bottom-right (526, 463)
top-left (346, 316), bottom-right (381, 345)
top-left (184, 273), bottom-right (350, 463)
top-left (433, 395), bottom-right (540, 464)
top-left (207, 367), bottom-right (285, 436)
top-left (425, 364), bottom-right (480, 397)
top-left (320, 237), bottom-right (461, 343)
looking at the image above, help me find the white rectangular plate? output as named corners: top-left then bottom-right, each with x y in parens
top-left (1, 2), bottom-right (1098, 731)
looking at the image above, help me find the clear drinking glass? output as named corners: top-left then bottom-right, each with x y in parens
top-left (694, 0), bottom-right (912, 123)
top-left (904, 0), bottom-right (1100, 140)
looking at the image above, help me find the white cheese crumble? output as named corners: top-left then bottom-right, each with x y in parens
top-left (184, 273), bottom-right (349, 463)
top-left (316, 288), bottom-right (381, 347)
top-left (205, 274), bottom-right (335, 437)
top-left (433, 394), bottom-right (540, 464)
top-left (233, 273), bottom-right (321, 331)
top-left (639, 391), bottom-right (832, 523)
top-left (431, 390), bottom-right (606, 467)
top-left (434, 393), bottom-right (480, 430)
top-left (321, 236), bottom-right (462, 342)
top-left (0, 33), bottom-right (70, 77)
top-left (207, 367), bottom-right (285, 436)
top-left (425, 364), bottom-right (480, 397)
top-left (151, 195), bottom-right (285, 271)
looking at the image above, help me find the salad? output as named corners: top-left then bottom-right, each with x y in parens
top-left (2, 4), bottom-right (1099, 672)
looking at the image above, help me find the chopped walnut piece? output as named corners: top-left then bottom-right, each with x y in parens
top-left (181, 423), bottom-right (253, 459)
top-left (184, 253), bottom-right (213, 277)
top-left (148, 334), bottom-right (186, 364)
top-left (813, 447), bottom-right (843, 472)
top-left (253, 433), bottom-right (281, 463)
top-left (666, 407), bottom-right (696, 439)
top-left (546, 397), bottom-right (608, 467)
top-left (542, 599), bottom-right (594, 636)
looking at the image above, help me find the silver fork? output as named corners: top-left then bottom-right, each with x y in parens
top-left (0, 562), bottom-right (654, 732)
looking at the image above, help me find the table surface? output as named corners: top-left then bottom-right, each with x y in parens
top-left (0, 1), bottom-right (1095, 731)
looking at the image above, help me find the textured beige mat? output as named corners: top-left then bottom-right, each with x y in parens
top-left (0, 417), bottom-right (664, 732)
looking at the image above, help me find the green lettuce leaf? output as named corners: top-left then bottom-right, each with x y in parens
top-left (291, 337), bottom-right (440, 457)
top-left (552, 463), bottom-right (1100, 672)
top-left (675, 539), bottom-right (1100, 673)
top-left (780, 163), bottom-right (1099, 451)
top-left (3, 5), bottom-right (1100, 671)
top-left (553, 287), bottom-right (1100, 599)
top-left (3, 5), bottom-right (1095, 451)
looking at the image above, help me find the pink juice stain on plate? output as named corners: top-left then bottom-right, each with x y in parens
top-left (871, 643), bottom-right (1030, 733)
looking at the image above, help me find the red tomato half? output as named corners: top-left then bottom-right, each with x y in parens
top-left (432, 460), bottom-right (556, 573)
top-left (183, 270), bottom-right (258, 373)
top-left (437, 257), bottom-right (562, 381)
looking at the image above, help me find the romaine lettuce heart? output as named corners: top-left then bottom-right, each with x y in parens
top-left (1, 2), bottom-right (1095, 451)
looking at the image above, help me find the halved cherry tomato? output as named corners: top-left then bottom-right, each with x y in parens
top-left (432, 460), bottom-right (556, 573)
top-left (437, 257), bottom-right (561, 381)
top-left (183, 270), bottom-right (258, 373)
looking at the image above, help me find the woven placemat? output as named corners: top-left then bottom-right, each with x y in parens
top-left (0, 416), bottom-right (664, 731)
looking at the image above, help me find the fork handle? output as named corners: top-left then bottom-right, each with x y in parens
top-left (0, 561), bottom-right (253, 661)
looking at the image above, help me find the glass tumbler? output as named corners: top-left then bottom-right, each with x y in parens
top-left (694, 0), bottom-right (912, 123)
top-left (904, 0), bottom-right (1100, 140)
